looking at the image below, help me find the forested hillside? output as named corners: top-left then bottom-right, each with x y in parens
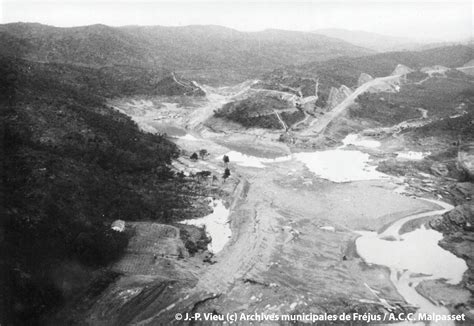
top-left (0, 23), bottom-right (373, 84)
top-left (0, 56), bottom-right (207, 324)
top-left (259, 45), bottom-right (474, 107)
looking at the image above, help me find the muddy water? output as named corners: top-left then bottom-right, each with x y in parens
top-left (180, 198), bottom-right (231, 254)
top-left (221, 148), bottom-right (389, 183)
top-left (356, 198), bottom-right (467, 326)
top-left (293, 150), bottom-right (388, 182)
top-left (220, 151), bottom-right (292, 168)
top-left (341, 133), bottom-right (381, 148)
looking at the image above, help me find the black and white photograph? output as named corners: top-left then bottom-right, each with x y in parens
top-left (1, 0), bottom-right (473, 325)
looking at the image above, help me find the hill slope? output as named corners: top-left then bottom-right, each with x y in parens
top-left (258, 45), bottom-right (474, 106)
top-left (0, 56), bottom-right (209, 324)
top-left (314, 28), bottom-right (422, 52)
top-left (0, 23), bottom-right (373, 83)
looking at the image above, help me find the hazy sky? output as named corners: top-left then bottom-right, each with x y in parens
top-left (1, 0), bottom-right (472, 42)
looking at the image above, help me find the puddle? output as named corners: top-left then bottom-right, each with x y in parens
top-left (341, 134), bottom-right (381, 148)
top-left (180, 199), bottom-right (231, 253)
top-left (396, 151), bottom-right (431, 160)
top-left (220, 151), bottom-right (292, 168)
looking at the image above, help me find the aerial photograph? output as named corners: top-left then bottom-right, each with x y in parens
top-left (0, 0), bottom-right (473, 325)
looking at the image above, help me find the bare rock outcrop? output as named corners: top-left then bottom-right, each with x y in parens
top-left (463, 59), bottom-right (474, 67)
top-left (391, 64), bottom-right (414, 76)
top-left (431, 162), bottom-right (450, 177)
top-left (458, 142), bottom-right (474, 180)
top-left (357, 73), bottom-right (373, 87)
top-left (430, 204), bottom-right (474, 294)
top-left (326, 85), bottom-right (352, 109)
top-left (420, 65), bottom-right (449, 76)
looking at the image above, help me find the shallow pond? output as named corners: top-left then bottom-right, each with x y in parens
top-left (341, 134), bottom-right (381, 148)
top-left (180, 199), bottom-right (231, 254)
top-left (356, 198), bottom-right (467, 325)
top-left (293, 150), bottom-right (388, 182)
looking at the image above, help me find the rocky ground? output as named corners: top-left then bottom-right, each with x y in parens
top-left (431, 204), bottom-right (474, 316)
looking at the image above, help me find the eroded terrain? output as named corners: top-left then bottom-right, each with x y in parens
top-left (77, 64), bottom-right (474, 325)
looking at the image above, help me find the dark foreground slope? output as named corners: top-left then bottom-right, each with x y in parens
top-left (431, 204), bottom-right (474, 305)
top-left (0, 57), bottom-right (207, 325)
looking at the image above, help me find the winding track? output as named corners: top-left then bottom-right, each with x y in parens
top-left (273, 110), bottom-right (288, 130)
top-left (300, 74), bottom-right (402, 136)
top-left (300, 63), bottom-right (473, 137)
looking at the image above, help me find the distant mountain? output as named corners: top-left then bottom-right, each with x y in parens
top-left (0, 23), bottom-right (373, 83)
top-left (300, 45), bottom-right (474, 80)
top-left (314, 28), bottom-right (423, 52)
top-left (415, 39), bottom-right (474, 51)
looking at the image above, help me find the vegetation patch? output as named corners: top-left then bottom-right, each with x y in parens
top-left (215, 93), bottom-right (301, 129)
top-left (0, 56), bottom-right (210, 324)
top-left (350, 93), bottom-right (420, 126)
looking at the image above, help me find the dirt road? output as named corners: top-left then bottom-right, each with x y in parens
top-left (273, 110), bottom-right (288, 130)
top-left (301, 74), bottom-right (401, 136)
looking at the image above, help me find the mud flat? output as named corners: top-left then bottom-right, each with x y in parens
top-left (86, 85), bottom-right (472, 325)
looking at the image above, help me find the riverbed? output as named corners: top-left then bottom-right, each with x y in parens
top-left (105, 85), bottom-right (471, 325)
top-left (213, 145), bottom-right (468, 324)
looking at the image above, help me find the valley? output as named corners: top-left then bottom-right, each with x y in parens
top-left (76, 60), bottom-right (474, 325)
top-left (1, 22), bottom-right (473, 326)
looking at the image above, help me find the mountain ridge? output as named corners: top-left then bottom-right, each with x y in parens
top-left (314, 28), bottom-right (473, 52)
top-left (0, 22), bottom-right (374, 83)
top-left (314, 28), bottom-right (423, 52)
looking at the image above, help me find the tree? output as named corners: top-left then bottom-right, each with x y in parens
top-left (223, 155), bottom-right (229, 165)
top-left (162, 210), bottom-right (173, 223)
top-left (222, 168), bottom-right (230, 182)
top-left (190, 152), bottom-right (198, 161)
top-left (199, 149), bottom-right (208, 159)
